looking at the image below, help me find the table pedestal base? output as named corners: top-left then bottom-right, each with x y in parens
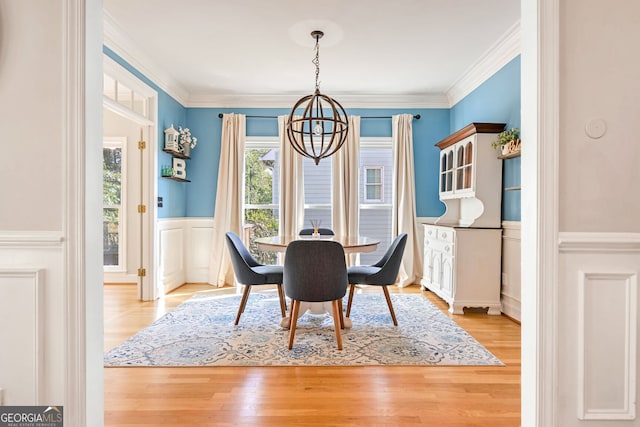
top-left (280, 301), bottom-right (352, 329)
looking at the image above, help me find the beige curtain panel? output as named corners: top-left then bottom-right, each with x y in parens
top-left (278, 115), bottom-right (305, 237)
top-left (208, 113), bottom-right (246, 287)
top-left (392, 114), bottom-right (423, 286)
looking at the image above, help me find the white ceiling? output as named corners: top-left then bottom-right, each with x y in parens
top-left (103, 0), bottom-right (521, 108)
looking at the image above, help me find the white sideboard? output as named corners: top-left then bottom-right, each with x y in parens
top-left (421, 224), bottom-right (502, 315)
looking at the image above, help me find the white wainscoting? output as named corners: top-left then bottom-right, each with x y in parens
top-left (501, 221), bottom-right (522, 321)
top-left (559, 232), bottom-right (640, 424)
top-left (158, 218), bottom-right (213, 293)
top-left (0, 231), bottom-right (64, 406)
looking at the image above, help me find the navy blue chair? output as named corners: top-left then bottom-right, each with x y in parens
top-left (346, 233), bottom-right (408, 326)
top-left (225, 231), bottom-right (286, 325)
top-left (283, 240), bottom-right (348, 350)
top-left (298, 228), bottom-right (335, 236)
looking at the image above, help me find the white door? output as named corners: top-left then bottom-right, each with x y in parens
top-left (103, 55), bottom-right (159, 301)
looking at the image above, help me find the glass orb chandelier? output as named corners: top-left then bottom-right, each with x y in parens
top-left (287, 30), bottom-right (349, 165)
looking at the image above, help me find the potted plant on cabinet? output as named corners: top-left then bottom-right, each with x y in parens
top-left (492, 128), bottom-right (521, 155)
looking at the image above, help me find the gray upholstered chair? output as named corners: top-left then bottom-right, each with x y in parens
top-left (283, 240), bottom-right (348, 350)
top-left (346, 233), bottom-right (408, 326)
top-left (298, 228), bottom-right (335, 236)
top-left (225, 231), bottom-right (286, 325)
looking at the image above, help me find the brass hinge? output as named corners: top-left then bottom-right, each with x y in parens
top-left (137, 204), bottom-right (146, 213)
top-left (137, 268), bottom-right (146, 277)
top-left (138, 140), bottom-right (146, 150)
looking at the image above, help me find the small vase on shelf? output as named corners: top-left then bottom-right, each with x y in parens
top-left (181, 142), bottom-right (191, 157)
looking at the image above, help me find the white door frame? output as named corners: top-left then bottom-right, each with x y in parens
top-left (103, 54), bottom-right (160, 301)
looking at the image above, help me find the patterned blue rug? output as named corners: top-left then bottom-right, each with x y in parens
top-left (104, 293), bottom-right (503, 366)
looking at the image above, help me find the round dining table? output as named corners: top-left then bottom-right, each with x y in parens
top-left (255, 234), bottom-right (380, 329)
top-left (255, 234), bottom-right (380, 254)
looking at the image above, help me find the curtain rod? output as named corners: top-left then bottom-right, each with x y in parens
top-left (216, 113), bottom-right (420, 120)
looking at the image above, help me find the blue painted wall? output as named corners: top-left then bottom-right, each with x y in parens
top-left (104, 47), bottom-right (521, 222)
top-left (183, 108), bottom-right (450, 218)
top-left (104, 47), bottom-right (188, 218)
top-left (450, 56), bottom-right (521, 221)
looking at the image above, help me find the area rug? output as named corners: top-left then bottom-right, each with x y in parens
top-left (104, 293), bottom-right (503, 367)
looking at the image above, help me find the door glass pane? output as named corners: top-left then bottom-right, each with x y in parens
top-left (103, 145), bottom-right (123, 268)
top-left (103, 208), bottom-right (120, 266)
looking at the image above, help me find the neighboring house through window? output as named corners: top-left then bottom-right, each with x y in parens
top-left (364, 166), bottom-right (384, 202)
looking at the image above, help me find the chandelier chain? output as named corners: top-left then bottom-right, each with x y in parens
top-left (313, 36), bottom-right (320, 90)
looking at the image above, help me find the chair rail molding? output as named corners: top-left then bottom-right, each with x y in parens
top-left (559, 232), bottom-right (640, 253)
top-left (0, 231), bottom-right (64, 247)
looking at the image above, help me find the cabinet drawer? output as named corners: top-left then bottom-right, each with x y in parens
top-left (437, 228), bottom-right (455, 242)
top-left (425, 238), bottom-right (454, 255)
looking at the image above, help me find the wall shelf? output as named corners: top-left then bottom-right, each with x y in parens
top-left (162, 176), bottom-right (191, 183)
top-left (162, 148), bottom-right (191, 160)
top-left (498, 150), bottom-right (521, 160)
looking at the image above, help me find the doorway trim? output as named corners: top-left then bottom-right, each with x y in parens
top-left (103, 54), bottom-right (160, 301)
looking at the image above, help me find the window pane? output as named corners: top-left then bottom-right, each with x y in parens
top-left (103, 207), bottom-right (119, 266)
top-left (103, 73), bottom-right (116, 100)
top-left (117, 82), bottom-right (133, 109)
top-left (103, 147), bottom-right (122, 205)
top-left (303, 156), bottom-right (332, 229)
top-left (244, 208), bottom-right (279, 265)
top-left (133, 91), bottom-right (146, 117)
top-left (360, 145), bottom-right (393, 263)
top-left (366, 185), bottom-right (381, 200)
top-left (366, 168), bottom-right (381, 183)
top-left (244, 143), bottom-right (280, 265)
top-left (245, 148), bottom-right (276, 204)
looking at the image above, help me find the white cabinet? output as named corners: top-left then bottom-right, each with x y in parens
top-left (421, 224), bottom-right (502, 315)
top-left (435, 123), bottom-right (504, 228)
top-left (423, 123), bottom-right (505, 315)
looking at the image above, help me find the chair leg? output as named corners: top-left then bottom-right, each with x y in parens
top-left (346, 284), bottom-right (356, 318)
top-left (382, 285), bottom-right (398, 326)
top-left (276, 284), bottom-right (287, 318)
top-left (288, 300), bottom-right (300, 350)
top-left (234, 285), bottom-right (252, 325)
top-left (331, 300), bottom-right (343, 350)
top-left (337, 298), bottom-right (345, 329)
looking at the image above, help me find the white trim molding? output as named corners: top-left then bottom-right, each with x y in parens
top-left (559, 233), bottom-right (640, 253)
top-left (0, 231), bottom-right (64, 247)
top-left (447, 20), bottom-right (521, 107)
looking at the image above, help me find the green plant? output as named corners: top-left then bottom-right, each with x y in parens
top-left (492, 128), bottom-right (520, 149)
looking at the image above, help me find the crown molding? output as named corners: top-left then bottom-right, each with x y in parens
top-left (103, 12), bottom-right (518, 110)
top-left (186, 92), bottom-right (450, 109)
top-left (446, 20), bottom-right (521, 107)
top-left (103, 11), bottom-right (190, 105)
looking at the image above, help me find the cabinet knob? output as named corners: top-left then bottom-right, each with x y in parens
top-left (427, 230), bottom-right (433, 235)
top-left (442, 232), bottom-right (447, 238)
top-left (445, 245), bottom-right (450, 252)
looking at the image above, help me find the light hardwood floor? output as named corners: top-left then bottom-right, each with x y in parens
top-left (104, 283), bottom-right (521, 426)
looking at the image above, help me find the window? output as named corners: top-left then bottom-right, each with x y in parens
top-left (359, 138), bottom-right (393, 264)
top-left (243, 136), bottom-right (394, 266)
top-left (302, 157), bottom-right (332, 230)
top-left (364, 166), bottom-right (384, 202)
top-left (244, 137), bottom-right (280, 264)
top-left (103, 138), bottom-right (127, 271)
